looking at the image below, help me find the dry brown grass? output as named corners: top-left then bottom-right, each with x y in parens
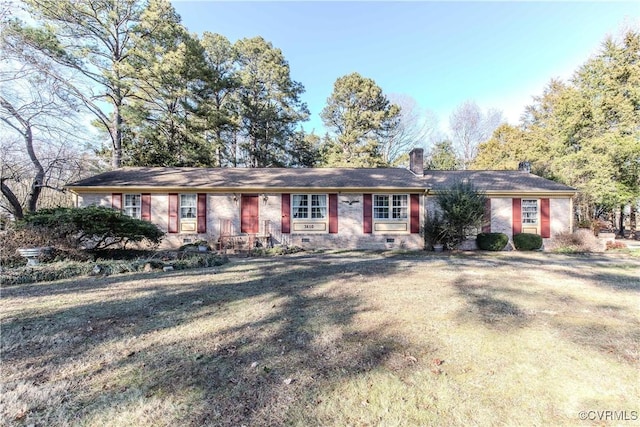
top-left (1, 251), bottom-right (639, 426)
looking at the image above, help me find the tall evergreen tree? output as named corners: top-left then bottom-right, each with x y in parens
top-left (234, 37), bottom-right (309, 167)
top-left (122, 0), bottom-right (209, 166)
top-left (320, 73), bottom-right (400, 167)
top-left (426, 140), bottom-right (459, 170)
top-left (197, 32), bottom-right (240, 167)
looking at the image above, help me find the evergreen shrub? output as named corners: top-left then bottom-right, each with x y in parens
top-left (513, 233), bottom-right (543, 251)
top-left (476, 232), bottom-right (509, 251)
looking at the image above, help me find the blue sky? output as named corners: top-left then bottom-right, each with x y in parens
top-left (171, 1), bottom-right (637, 136)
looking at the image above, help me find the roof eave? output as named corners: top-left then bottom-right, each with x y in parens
top-left (66, 185), bottom-right (428, 194)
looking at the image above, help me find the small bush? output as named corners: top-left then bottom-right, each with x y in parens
top-left (179, 240), bottom-right (212, 252)
top-left (513, 233), bottom-right (543, 251)
top-left (606, 240), bottom-right (627, 250)
top-left (476, 233), bottom-right (508, 251)
top-left (250, 246), bottom-right (304, 257)
top-left (171, 253), bottom-right (228, 269)
top-left (548, 230), bottom-right (602, 253)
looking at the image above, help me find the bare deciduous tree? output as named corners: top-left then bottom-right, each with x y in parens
top-left (382, 94), bottom-right (438, 166)
top-left (0, 63), bottom-right (92, 219)
top-left (449, 100), bottom-right (503, 169)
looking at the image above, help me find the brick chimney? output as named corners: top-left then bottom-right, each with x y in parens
top-left (518, 161), bottom-right (531, 173)
top-left (409, 148), bottom-right (424, 177)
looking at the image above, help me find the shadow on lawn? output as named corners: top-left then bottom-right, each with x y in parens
top-left (453, 278), bottom-right (531, 330)
top-left (1, 254), bottom-right (417, 426)
top-left (488, 253), bottom-right (640, 292)
top-left (451, 253), bottom-right (640, 364)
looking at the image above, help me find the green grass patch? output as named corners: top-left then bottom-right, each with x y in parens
top-left (1, 252), bottom-right (638, 426)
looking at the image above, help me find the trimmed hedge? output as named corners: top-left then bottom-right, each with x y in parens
top-left (513, 233), bottom-right (543, 251)
top-left (1, 253), bottom-right (229, 286)
top-left (476, 232), bottom-right (509, 251)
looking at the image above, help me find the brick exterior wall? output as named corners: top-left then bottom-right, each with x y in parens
top-left (491, 197), bottom-right (514, 239)
top-left (550, 198), bottom-right (571, 237)
top-left (76, 191), bottom-right (572, 251)
top-left (77, 192), bottom-right (425, 250)
top-left (427, 195), bottom-right (573, 250)
top-left (77, 194), bottom-right (111, 208)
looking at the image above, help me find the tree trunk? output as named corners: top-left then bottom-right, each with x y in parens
top-left (1, 95), bottom-right (45, 216)
top-left (111, 107), bottom-right (123, 169)
top-left (1, 180), bottom-right (24, 219)
top-left (630, 204), bottom-right (637, 237)
top-left (618, 205), bottom-right (625, 237)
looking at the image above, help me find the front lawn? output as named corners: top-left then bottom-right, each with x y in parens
top-left (1, 252), bottom-right (638, 426)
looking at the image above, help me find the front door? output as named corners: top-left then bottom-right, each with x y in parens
top-left (241, 194), bottom-right (259, 233)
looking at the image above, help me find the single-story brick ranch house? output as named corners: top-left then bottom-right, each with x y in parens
top-left (66, 149), bottom-right (576, 250)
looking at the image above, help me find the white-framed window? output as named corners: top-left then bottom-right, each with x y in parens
top-left (374, 195), bottom-right (408, 220)
top-left (123, 194), bottom-right (141, 219)
top-left (180, 194), bottom-right (197, 220)
top-left (522, 199), bottom-right (538, 224)
top-left (292, 194), bottom-right (326, 219)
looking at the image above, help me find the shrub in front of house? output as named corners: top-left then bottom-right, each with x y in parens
top-left (435, 181), bottom-right (487, 249)
top-left (1, 252), bottom-right (229, 286)
top-left (476, 232), bottom-right (509, 251)
top-left (547, 229), bottom-right (602, 253)
top-left (22, 206), bottom-right (164, 250)
top-left (422, 212), bottom-right (449, 250)
top-left (513, 233), bottom-right (543, 251)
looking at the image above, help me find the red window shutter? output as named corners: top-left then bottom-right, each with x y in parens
top-left (363, 194), bottom-right (372, 234)
top-left (540, 198), bottom-right (550, 238)
top-left (141, 194), bottom-right (151, 221)
top-left (112, 193), bottom-right (122, 210)
top-left (482, 198), bottom-right (492, 233)
top-left (329, 193), bottom-right (338, 233)
top-left (281, 193), bottom-right (290, 234)
top-left (410, 194), bottom-right (420, 234)
top-left (168, 193), bottom-right (179, 234)
top-left (197, 193), bottom-right (207, 234)
top-left (512, 198), bottom-right (522, 235)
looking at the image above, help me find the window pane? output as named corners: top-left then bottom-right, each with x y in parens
top-left (311, 194), bottom-right (326, 207)
top-left (392, 195), bottom-right (407, 207)
top-left (374, 195), bottom-right (389, 207)
top-left (522, 200), bottom-right (538, 224)
top-left (293, 195), bottom-right (327, 219)
top-left (292, 195), bottom-right (308, 218)
top-left (293, 195), bottom-right (307, 207)
top-left (392, 207), bottom-right (408, 219)
top-left (123, 194), bottom-right (141, 218)
top-left (311, 207), bottom-right (326, 219)
top-left (125, 194), bottom-right (140, 207)
top-left (391, 195), bottom-right (408, 219)
top-left (180, 194), bottom-right (197, 219)
top-left (125, 207), bottom-right (140, 218)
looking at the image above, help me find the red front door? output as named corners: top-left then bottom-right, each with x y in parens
top-left (241, 194), bottom-right (259, 233)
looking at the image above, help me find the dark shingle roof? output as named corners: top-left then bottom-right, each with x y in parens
top-left (67, 167), bottom-right (575, 194)
top-left (422, 170), bottom-right (575, 193)
top-left (67, 167), bottom-right (424, 190)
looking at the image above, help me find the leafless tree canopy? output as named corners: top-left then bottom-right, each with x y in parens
top-left (449, 100), bottom-right (503, 169)
top-left (382, 94), bottom-right (439, 166)
top-left (0, 58), bottom-right (98, 219)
